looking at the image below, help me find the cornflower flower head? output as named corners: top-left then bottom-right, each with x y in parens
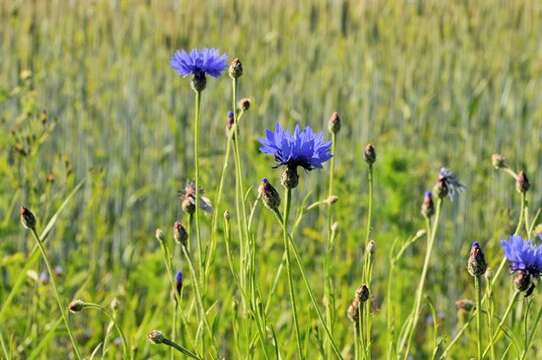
top-left (501, 235), bottom-right (542, 295)
top-left (437, 167), bottom-right (465, 200)
top-left (170, 48), bottom-right (228, 91)
top-left (258, 123), bottom-right (332, 188)
top-left (178, 182), bottom-right (213, 215)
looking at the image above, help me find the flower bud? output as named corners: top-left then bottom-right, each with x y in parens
top-left (467, 241), bottom-right (487, 277)
top-left (68, 299), bottom-right (85, 313)
top-left (175, 271), bottom-right (183, 296)
top-left (258, 178), bottom-right (281, 210)
top-left (491, 154), bottom-right (506, 169)
top-left (326, 195), bottom-right (338, 205)
top-left (190, 71), bottom-right (206, 92)
top-left (20, 207), bottom-right (36, 230)
top-left (173, 221), bottom-right (188, 247)
top-left (367, 241), bottom-right (376, 256)
top-left (239, 98), bottom-right (251, 111)
top-left (331, 222), bottom-right (339, 233)
top-left (39, 272), bottom-right (49, 285)
top-left (148, 330), bottom-right (165, 344)
top-left (281, 166), bottom-right (299, 189)
top-left (155, 228), bottom-right (165, 243)
top-left (348, 300), bottom-right (360, 324)
top-left (224, 210), bottom-right (230, 221)
top-left (328, 112), bottom-right (341, 134)
top-left (356, 284), bottom-right (370, 302)
top-left (516, 170), bottom-right (530, 194)
top-left (110, 297), bottom-right (120, 311)
top-left (226, 111), bottom-right (235, 132)
top-left (363, 144), bottom-right (376, 165)
top-left (433, 178), bottom-right (449, 199)
top-left (455, 299), bottom-right (475, 312)
top-left (229, 58), bottom-right (243, 79)
top-left (421, 191), bottom-right (435, 218)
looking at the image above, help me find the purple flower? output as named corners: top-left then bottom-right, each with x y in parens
top-left (258, 123), bottom-right (332, 171)
top-left (501, 235), bottom-right (542, 276)
top-left (170, 48), bottom-right (228, 78)
top-left (175, 271), bottom-right (183, 295)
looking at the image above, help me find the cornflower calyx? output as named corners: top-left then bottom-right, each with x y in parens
top-left (258, 178), bottom-right (281, 210)
top-left (467, 241), bottom-right (487, 277)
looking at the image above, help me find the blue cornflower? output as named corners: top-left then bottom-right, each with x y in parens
top-left (170, 48), bottom-right (228, 91)
top-left (259, 123), bottom-right (332, 171)
top-left (501, 235), bottom-right (542, 276)
top-left (175, 271), bottom-right (183, 296)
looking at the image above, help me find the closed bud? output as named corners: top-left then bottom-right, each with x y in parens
top-left (148, 330), bottom-right (165, 344)
top-left (68, 299), bottom-right (85, 313)
top-left (328, 112), bottom-right (341, 134)
top-left (173, 221), bottom-right (188, 247)
top-left (421, 191), bottom-right (435, 218)
top-left (175, 271), bottom-right (183, 296)
top-left (258, 178), bottom-right (281, 210)
top-left (224, 210), bottom-right (230, 221)
top-left (348, 300), bottom-right (360, 324)
top-left (239, 98), bottom-right (251, 111)
top-left (155, 228), bottom-right (165, 243)
top-left (229, 58), bottom-right (243, 79)
top-left (326, 195), bottom-right (339, 205)
top-left (467, 241), bottom-right (487, 277)
top-left (226, 111), bottom-right (235, 132)
top-left (455, 299), bottom-right (475, 312)
top-left (20, 207), bottom-right (36, 230)
top-left (491, 154), bottom-right (506, 169)
top-left (367, 241), bottom-right (376, 256)
top-left (281, 166), bottom-right (299, 189)
top-left (356, 284), bottom-right (370, 303)
top-left (516, 171), bottom-right (530, 194)
top-left (363, 144), bottom-right (376, 165)
top-left (190, 71), bottom-right (206, 92)
top-left (110, 298), bottom-right (120, 311)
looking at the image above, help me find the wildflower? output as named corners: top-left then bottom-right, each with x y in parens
top-left (467, 241), bottom-right (487, 277)
top-left (178, 182), bottom-right (213, 215)
top-left (68, 299), bottom-right (85, 313)
top-left (170, 48), bottom-right (228, 92)
top-left (421, 191), bottom-right (434, 218)
top-left (54, 265), bottom-right (64, 277)
top-left (348, 285), bottom-right (369, 326)
top-left (173, 221), bottom-right (188, 247)
top-left (328, 112), bottom-right (341, 134)
top-left (258, 123), bottom-right (332, 189)
top-left (148, 330), bottom-right (165, 344)
top-left (491, 154), bottom-right (507, 169)
top-left (436, 167), bottom-right (465, 200)
top-left (175, 271), bottom-right (183, 296)
top-left (258, 178), bottom-right (281, 211)
top-left (20, 207), bottom-right (36, 230)
top-left (226, 111), bottom-right (235, 132)
top-left (229, 58), bottom-right (243, 79)
top-left (516, 170), bottom-right (530, 194)
top-left (363, 144), bottom-right (376, 165)
top-left (39, 271), bottom-right (50, 285)
top-left (501, 235), bottom-right (542, 295)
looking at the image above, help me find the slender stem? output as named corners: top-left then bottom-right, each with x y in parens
top-left (158, 239), bottom-right (178, 360)
top-left (402, 199), bottom-right (442, 360)
top-left (474, 276), bottom-right (483, 359)
top-left (520, 302), bottom-right (542, 360)
top-left (181, 245), bottom-right (217, 356)
top-left (515, 192), bottom-right (526, 235)
top-left (482, 291), bottom-right (520, 358)
top-left (161, 337), bottom-right (202, 360)
top-left (30, 229), bottom-right (81, 360)
top-left (282, 188), bottom-right (304, 359)
top-left (363, 163), bottom-right (374, 358)
top-left (193, 90), bottom-right (203, 287)
top-left (84, 304), bottom-right (130, 359)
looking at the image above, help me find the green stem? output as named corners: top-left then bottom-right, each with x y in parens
top-left (363, 163), bottom-right (374, 358)
top-left (520, 302), bottom-right (542, 360)
top-left (401, 199), bottom-right (442, 360)
top-left (161, 337), bottom-right (202, 360)
top-left (158, 239), bottom-right (178, 360)
top-left (30, 229), bottom-right (81, 360)
top-left (193, 90), bottom-right (203, 287)
top-left (474, 276), bottom-right (483, 359)
top-left (181, 245), bottom-right (217, 356)
top-left (84, 303), bottom-right (130, 359)
top-left (282, 188), bottom-right (304, 359)
top-left (482, 291), bottom-right (520, 358)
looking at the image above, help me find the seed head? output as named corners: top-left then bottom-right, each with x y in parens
top-left (363, 144), bottom-right (376, 165)
top-left (491, 154), bottom-right (507, 169)
top-left (173, 221), bottom-right (188, 247)
top-left (68, 299), bottom-right (85, 313)
top-left (467, 241), bottom-right (487, 277)
top-left (258, 178), bottom-right (281, 210)
top-left (148, 330), bottom-right (165, 344)
top-left (328, 112), bottom-right (341, 134)
top-left (229, 58), bottom-right (243, 79)
top-left (20, 207), bottom-right (36, 230)
top-left (516, 171), bottom-right (530, 194)
top-left (433, 178), bottom-right (449, 200)
top-left (421, 191), bottom-right (435, 218)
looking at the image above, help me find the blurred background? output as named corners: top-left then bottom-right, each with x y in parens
top-left (1, 0), bottom-right (541, 358)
